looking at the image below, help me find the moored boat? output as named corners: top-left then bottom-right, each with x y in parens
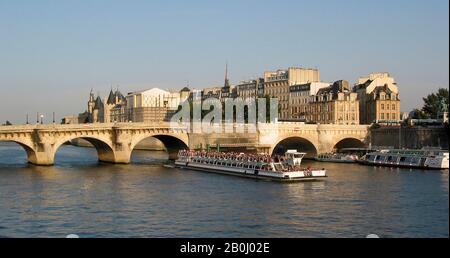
top-left (175, 149), bottom-right (327, 182)
top-left (359, 149), bottom-right (449, 170)
top-left (315, 153), bottom-right (358, 163)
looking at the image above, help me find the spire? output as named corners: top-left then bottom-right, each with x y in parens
top-left (107, 87), bottom-right (115, 105)
top-left (94, 96), bottom-right (103, 110)
top-left (223, 62), bottom-right (230, 90)
top-left (89, 88), bottom-right (95, 101)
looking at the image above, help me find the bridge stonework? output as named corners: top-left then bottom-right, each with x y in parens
top-left (0, 123), bottom-right (369, 166)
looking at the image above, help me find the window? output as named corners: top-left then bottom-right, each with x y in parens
top-left (381, 104), bottom-right (384, 110)
top-left (392, 113), bottom-right (396, 120)
top-left (381, 113), bottom-right (385, 119)
top-left (387, 104), bottom-right (390, 110)
top-left (392, 104), bottom-right (396, 110)
top-left (387, 113), bottom-right (390, 120)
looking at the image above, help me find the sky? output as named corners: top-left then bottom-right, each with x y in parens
top-left (0, 0), bottom-right (448, 124)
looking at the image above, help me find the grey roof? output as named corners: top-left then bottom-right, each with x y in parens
top-left (107, 89), bottom-right (115, 105)
top-left (115, 90), bottom-right (126, 102)
top-left (94, 96), bottom-right (103, 110)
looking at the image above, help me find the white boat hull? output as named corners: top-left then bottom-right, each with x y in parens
top-left (175, 161), bottom-right (327, 182)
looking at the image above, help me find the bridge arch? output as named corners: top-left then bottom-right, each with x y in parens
top-left (333, 137), bottom-right (366, 152)
top-left (271, 136), bottom-right (318, 158)
top-left (130, 133), bottom-right (189, 160)
top-left (0, 139), bottom-right (38, 164)
top-left (52, 136), bottom-right (117, 164)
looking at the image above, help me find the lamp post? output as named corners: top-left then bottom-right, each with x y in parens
top-left (26, 114), bottom-right (29, 125)
top-left (53, 112), bottom-right (55, 124)
top-left (40, 114), bottom-right (44, 125)
top-left (36, 112), bottom-right (39, 124)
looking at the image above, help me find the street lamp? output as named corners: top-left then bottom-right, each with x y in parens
top-left (40, 114), bottom-right (44, 124)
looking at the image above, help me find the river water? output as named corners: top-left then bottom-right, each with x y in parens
top-left (0, 142), bottom-right (448, 238)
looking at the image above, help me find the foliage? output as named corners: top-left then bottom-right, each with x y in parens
top-left (421, 88), bottom-right (449, 119)
top-left (411, 109), bottom-right (428, 119)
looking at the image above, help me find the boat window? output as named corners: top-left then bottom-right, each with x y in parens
top-left (376, 155), bottom-right (386, 161)
top-left (387, 156), bottom-right (397, 162)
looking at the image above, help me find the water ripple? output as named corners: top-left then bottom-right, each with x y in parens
top-left (0, 144), bottom-right (448, 238)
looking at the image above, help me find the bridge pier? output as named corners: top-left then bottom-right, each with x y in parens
top-left (28, 152), bottom-right (55, 166)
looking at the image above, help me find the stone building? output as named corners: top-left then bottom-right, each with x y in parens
top-left (64, 87), bottom-right (189, 124)
top-left (264, 67), bottom-right (320, 119)
top-left (354, 73), bottom-right (400, 124)
top-left (307, 80), bottom-right (359, 125)
top-left (289, 82), bottom-right (331, 120)
top-left (84, 88), bottom-right (126, 123)
top-left (126, 88), bottom-right (186, 123)
top-left (235, 78), bottom-right (264, 99)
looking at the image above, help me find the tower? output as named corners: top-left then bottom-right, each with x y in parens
top-left (222, 62), bottom-right (230, 99)
top-left (87, 89), bottom-right (96, 123)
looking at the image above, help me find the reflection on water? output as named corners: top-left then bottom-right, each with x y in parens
top-left (0, 142), bottom-right (448, 238)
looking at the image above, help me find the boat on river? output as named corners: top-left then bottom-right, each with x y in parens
top-left (359, 149), bottom-right (449, 170)
top-left (315, 153), bottom-right (358, 163)
top-left (175, 150), bottom-right (327, 182)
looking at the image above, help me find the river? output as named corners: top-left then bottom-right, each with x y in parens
top-left (0, 142), bottom-right (448, 238)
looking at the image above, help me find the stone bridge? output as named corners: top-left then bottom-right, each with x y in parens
top-left (0, 122), bottom-right (370, 165)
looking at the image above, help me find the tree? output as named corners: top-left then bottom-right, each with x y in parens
top-left (3, 121), bottom-right (12, 126)
top-left (411, 109), bottom-right (428, 119)
top-left (422, 88), bottom-right (449, 119)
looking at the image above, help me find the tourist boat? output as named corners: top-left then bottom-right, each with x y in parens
top-left (175, 150), bottom-right (327, 182)
top-left (315, 153), bottom-right (358, 163)
top-left (359, 149), bottom-right (449, 170)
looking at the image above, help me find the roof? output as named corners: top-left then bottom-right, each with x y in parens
top-left (107, 89), bottom-right (115, 105)
top-left (115, 90), bottom-right (126, 102)
top-left (180, 87), bottom-right (191, 92)
top-left (94, 96), bottom-right (103, 110)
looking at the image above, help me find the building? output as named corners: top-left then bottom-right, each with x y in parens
top-left (289, 82), bottom-right (331, 120)
top-left (354, 73), bottom-right (400, 124)
top-left (307, 80), bottom-right (359, 125)
top-left (235, 78), bottom-right (264, 99)
top-left (201, 86), bottom-right (223, 100)
top-left (264, 67), bottom-right (320, 119)
top-left (83, 88), bottom-right (126, 123)
top-left (126, 88), bottom-right (183, 123)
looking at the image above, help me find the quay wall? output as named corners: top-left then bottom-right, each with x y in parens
top-left (370, 126), bottom-right (449, 150)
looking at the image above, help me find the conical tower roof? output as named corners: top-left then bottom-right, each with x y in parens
top-left (107, 89), bottom-right (115, 105)
top-left (94, 96), bottom-right (103, 109)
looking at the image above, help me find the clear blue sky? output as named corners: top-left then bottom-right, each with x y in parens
top-left (0, 0), bottom-right (448, 124)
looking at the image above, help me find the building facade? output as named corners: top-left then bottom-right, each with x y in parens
top-left (289, 82), bottom-right (331, 120)
top-left (264, 67), bottom-right (320, 119)
top-left (126, 88), bottom-right (186, 123)
top-left (307, 80), bottom-right (359, 125)
top-left (236, 78), bottom-right (264, 99)
top-left (354, 73), bottom-right (400, 124)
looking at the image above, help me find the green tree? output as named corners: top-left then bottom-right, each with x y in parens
top-left (411, 109), bottom-right (428, 119)
top-left (422, 88), bottom-right (449, 119)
